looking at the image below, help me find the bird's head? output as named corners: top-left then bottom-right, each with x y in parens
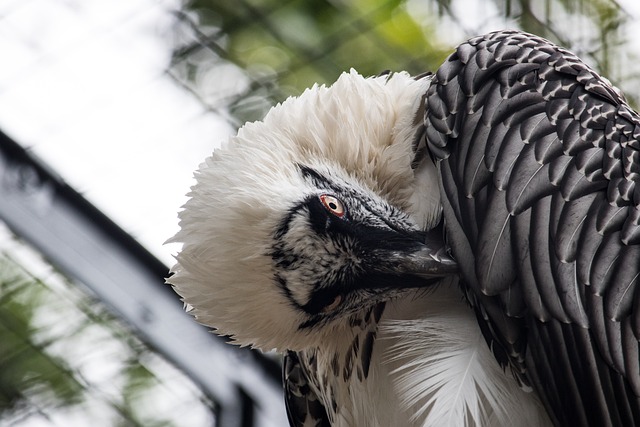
top-left (168, 70), bottom-right (456, 352)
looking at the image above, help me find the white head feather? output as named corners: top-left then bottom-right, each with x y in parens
top-left (168, 70), bottom-right (438, 352)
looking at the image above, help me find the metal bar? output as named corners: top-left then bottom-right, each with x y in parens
top-left (0, 131), bottom-right (287, 427)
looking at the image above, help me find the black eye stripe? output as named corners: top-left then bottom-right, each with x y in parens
top-left (298, 164), bottom-right (346, 195)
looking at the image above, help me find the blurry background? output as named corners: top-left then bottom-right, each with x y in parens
top-left (1, 0), bottom-right (639, 426)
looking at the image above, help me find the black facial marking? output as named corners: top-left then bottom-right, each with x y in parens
top-left (302, 286), bottom-right (343, 315)
top-left (298, 164), bottom-right (332, 188)
top-left (271, 246), bottom-right (300, 269)
top-left (305, 196), bottom-right (339, 234)
top-left (274, 274), bottom-right (303, 310)
top-left (273, 199), bottom-right (308, 239)
top-left (273, 194), bottom-right (350, 243)
top-left (298, 316), bottom-right (322, 330)
top-left (298, 164), bottom-right (358, 201)
top-left (271, 164), bottom-right (442, 333)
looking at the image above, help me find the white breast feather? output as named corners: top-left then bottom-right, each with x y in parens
top-left (380, 285), bottom-right (551, 427)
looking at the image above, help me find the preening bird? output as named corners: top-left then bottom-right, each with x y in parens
top-left (168, 30), bottom-right (640, 426)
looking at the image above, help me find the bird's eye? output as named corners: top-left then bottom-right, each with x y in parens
top-left (320, 294), bottom-right (343, 313)
top-left (319, 194), bottom-right (346, 218)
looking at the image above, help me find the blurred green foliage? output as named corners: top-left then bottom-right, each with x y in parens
top-left (0, 246), bottom-right (213, 426)
top-left (171, 0), bottom-right (452, 123)
top-left (170, 0), bottom-right (639, 125)
top-left (0, 256), bottom-right (83, 415)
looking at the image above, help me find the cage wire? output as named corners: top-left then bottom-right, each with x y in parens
top-left (167, 0), bottom-right (640, 127)
top-left (1, 0), bottom-right (640, 426)
top-left (167, 0), bottom-right (455, 126)
top-left (0, 223), bottom-right (215, 427)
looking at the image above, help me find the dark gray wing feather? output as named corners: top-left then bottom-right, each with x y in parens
top-left (283, 351), bottom-right (330, 427)
top-left (425, 30), bottom-right (640, 426)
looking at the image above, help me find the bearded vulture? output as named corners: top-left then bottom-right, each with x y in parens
top-left (167, 30), bottom-right (640, 426)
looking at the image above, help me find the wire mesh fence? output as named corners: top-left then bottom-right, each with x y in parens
top-left (168, 0), bottom-right (640, 127)
top-left (1, 0), bottom-right (640, 426)
top-left (0, 129), bottom-right (285, 427)
top-left (0, 225), bottom-right (215, 427)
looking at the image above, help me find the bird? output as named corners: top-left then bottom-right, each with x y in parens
top-left (167, 29), bottom-right (640, 426)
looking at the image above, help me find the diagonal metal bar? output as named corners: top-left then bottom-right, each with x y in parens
top-left (0, 130), bottom-right (287, 427)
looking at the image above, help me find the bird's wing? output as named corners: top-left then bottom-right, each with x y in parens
top-left (283, 351), bottom-right (331, 427)
top-left (425, 29), bottom-right (640, 426)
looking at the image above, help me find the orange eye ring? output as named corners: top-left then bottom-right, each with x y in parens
top-left (319, 194), bottom-right (346, 218)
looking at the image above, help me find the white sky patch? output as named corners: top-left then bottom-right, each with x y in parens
top-left (0, 0), bottom-right (233, 264)
top-left (620, 0), bottom-right (640, 17)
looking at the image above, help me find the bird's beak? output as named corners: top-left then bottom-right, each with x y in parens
top-left (369, 221), bottom-right (458, 279)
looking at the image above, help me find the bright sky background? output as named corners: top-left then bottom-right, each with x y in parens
top-left (1, 0), bottom-right (639, 267)
top-left (0, 0), bottom-right (233, 265)
top-left (0, 4), bottom-right (243, 424)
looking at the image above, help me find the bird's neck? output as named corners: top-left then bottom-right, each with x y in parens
top-left (306, 280), bottom-right (551, 426)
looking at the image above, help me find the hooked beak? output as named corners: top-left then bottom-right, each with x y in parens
top-left (368, 221), bottom-right (458, 280)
